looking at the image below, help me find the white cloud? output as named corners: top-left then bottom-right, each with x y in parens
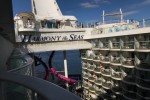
top-left (80, 2), bottom-right (99, 8)
top-left (140, 0), bottom-right (150, 6)
top-left (128, 0), bottom-right (150, 10)
top-left (124, 10), bottom-right (139, 16)
top-left (80, 0), bottom-right (110, 8)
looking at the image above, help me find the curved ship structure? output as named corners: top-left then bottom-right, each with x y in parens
top-left (0, 0), bottom-right (150, 100)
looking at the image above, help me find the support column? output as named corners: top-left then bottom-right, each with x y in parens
top-left (63, 51), bottom-right (69, 88)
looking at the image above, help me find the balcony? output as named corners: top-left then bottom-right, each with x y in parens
top-left (110, 57), bottom-right (121, 66)
top-left (88, 76), bottom-right (95, 83)
top-left (136, 41), bottom-right (150, 52)
top-left (110, 42), bottom-right (120, 51)
top-left (122, 76), bottom-right (136, 84)
top-left (81, 53), bottom-right (86, 59)
top-left (111, 71), bottom-right (122, 80)
top-left (136, 62), bottom-right (150, 71)
top-left (100, 56), bottom-right (110, 64)
top-left (136, 77), bottom-right (150, 89)
top-left (83, 83), bottom-right (89, 89)
top-left (122, 89), bottom-right (136, 100)
top-left (94, 67), bottom-right (101, 74)
top-left (137, 86), bottom-right (150, 99)
top-left (121, 41), bottom-right (134, 51)
top-left (122, 58), bottom-right (135, 68)
top-left (88, 65), bottom-right (95, 72)
top-left (102, 79), bottom-right (112, 89)
top-left (100, 42), bottom-right (109, 50)
top-left (136, 69), bottom-right (150, 80)
top-left (89, 86), bottom-right (95, 93)
top-left (111, 80), bottom-right (122, 94)
top-left (122, 82), bottom-right (136, 93)
top-left (101, 68), bottom-right (111, 77)
top-left (83, 74), bottom-right (88, 80)
top-left (95, 78), bottom-right (102, 86)
top-left (93, 54), bottom-right (100, 62)
top-left (121, 67), bottom-right (135, 77)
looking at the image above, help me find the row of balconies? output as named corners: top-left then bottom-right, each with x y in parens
top-left (83, 73), bottom-right (150, 100)
top-left (91, 40), bottom-right (150, 52)
top-left (82, 52), bottom-right (150, 71)
top-left (82, 61), bottom-right (150, 99)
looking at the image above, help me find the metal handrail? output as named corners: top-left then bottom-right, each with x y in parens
top-left (0, 72), bottom-right (81, 100)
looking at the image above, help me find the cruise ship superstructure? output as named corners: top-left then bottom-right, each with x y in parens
top-left (0, 0), bottom-right (150, 100)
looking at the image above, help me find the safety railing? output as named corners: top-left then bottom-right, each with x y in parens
top-left (122, 41), bottom-right (134, 49)
top-left (111, 42), bottom-right (120, 49)
top-left (138, 41), bottom-right (150, 49)
top-left (0, 72), bottom-right (81, 100)
top-left (122, 58), bottom-right (134, 67)
top-left (111, 57), bottom-right (121, 64)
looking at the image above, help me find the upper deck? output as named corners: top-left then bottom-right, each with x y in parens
top-left (14, 12), bottom-right (150, 52)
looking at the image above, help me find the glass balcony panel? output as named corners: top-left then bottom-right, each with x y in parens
top-left (100, 42), bottom-right (109, 49)
top-left (81, 53), bottom-right (86, 58)
top-left (138, 41), bottom-right (150, 49)
top-left (122, 76), bottom-right (136, 83)
top-left (101, 69), bottom-right (111, 76)
top-left (122, 42), bottom-right (134, 49)
top-left (111, 72), bottom-right (122, 79)
top-left (111, 57), bottom-right (121, 64)
top-left (95, 78), bottom-right (102, 86)
top-left (122, 82), bottom-right (136, 93)
top-left (121, 67), bottom-right (135, 78)
top-left (94, 67), bottom-right (101, 74)
top-left (0, 81), bottom-right (45, 100)
top-left (137, 86), bottom-right (150, 98)
top-left (123, 89), bottom-right (136, 99)
top-left (136, 70), bottom-right (150, 80)
top-left (136, 77), bottom-right (150, 88)
top-left (100, 56), bottom-right (110, 62)
top-left (111, 42), bottom-right (120, 49)
top-left (137, 62), bottom-right (150, 70)
top-left (122, 58), bottom-right (134, 66)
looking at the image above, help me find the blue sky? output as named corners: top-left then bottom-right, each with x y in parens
top-left (12, 0), bottom-right (150, 23)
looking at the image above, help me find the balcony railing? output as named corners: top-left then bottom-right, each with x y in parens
top-left (89, 86), bottom-right (95, 93)
top-left (138, 41), bottom-right (150, 49)
top-left (94, 67), bottom-right (101, 74)
top-left (136, 62), bottom-right (150, 70)
top-left (111, 57), bottom-right (121, 64)
top-left (137, 86), bottom-right (150, 99)
top-left (95, 78), bottom-right (102, 86)
top-left (100, 56), bottom-right (110, 63)
top-left (88, 76), bottom-right (95, 82)
top-left (102, 81), bottom-right (112, 89)
top-left (102, 42), bottom-right (109, 49)
top-left (122, 58), bottom-right (134, 67)
top-left (88, 65), bottom-right (95, 72)
top-left (81, 53), bottom-right (86, 59)
top-left (111, 72), bottom-right (122, 80)
top-left (101, 69), bottom-right (111, 76)
top-left (136, 77), bottom-right (150, 89)
top-left (0, 72), bottom-right (80, 100)
top-left (111, 42), bottom-right (120, 49)
top-left (122, 41), bottom-right (134, 49)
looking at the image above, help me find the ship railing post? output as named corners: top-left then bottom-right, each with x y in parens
top-left (142, 19), bottom-right (145, 27)
top-left (63, 50), bottom-right (69, 89)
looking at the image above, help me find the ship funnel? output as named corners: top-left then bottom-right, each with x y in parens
top-left (31, 0), bottom-right (62, 18)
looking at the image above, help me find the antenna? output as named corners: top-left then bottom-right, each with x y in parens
top-left (102, 10), bottom-right (105, 24)
top-left (120, 8), bottom-right (123, 22)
